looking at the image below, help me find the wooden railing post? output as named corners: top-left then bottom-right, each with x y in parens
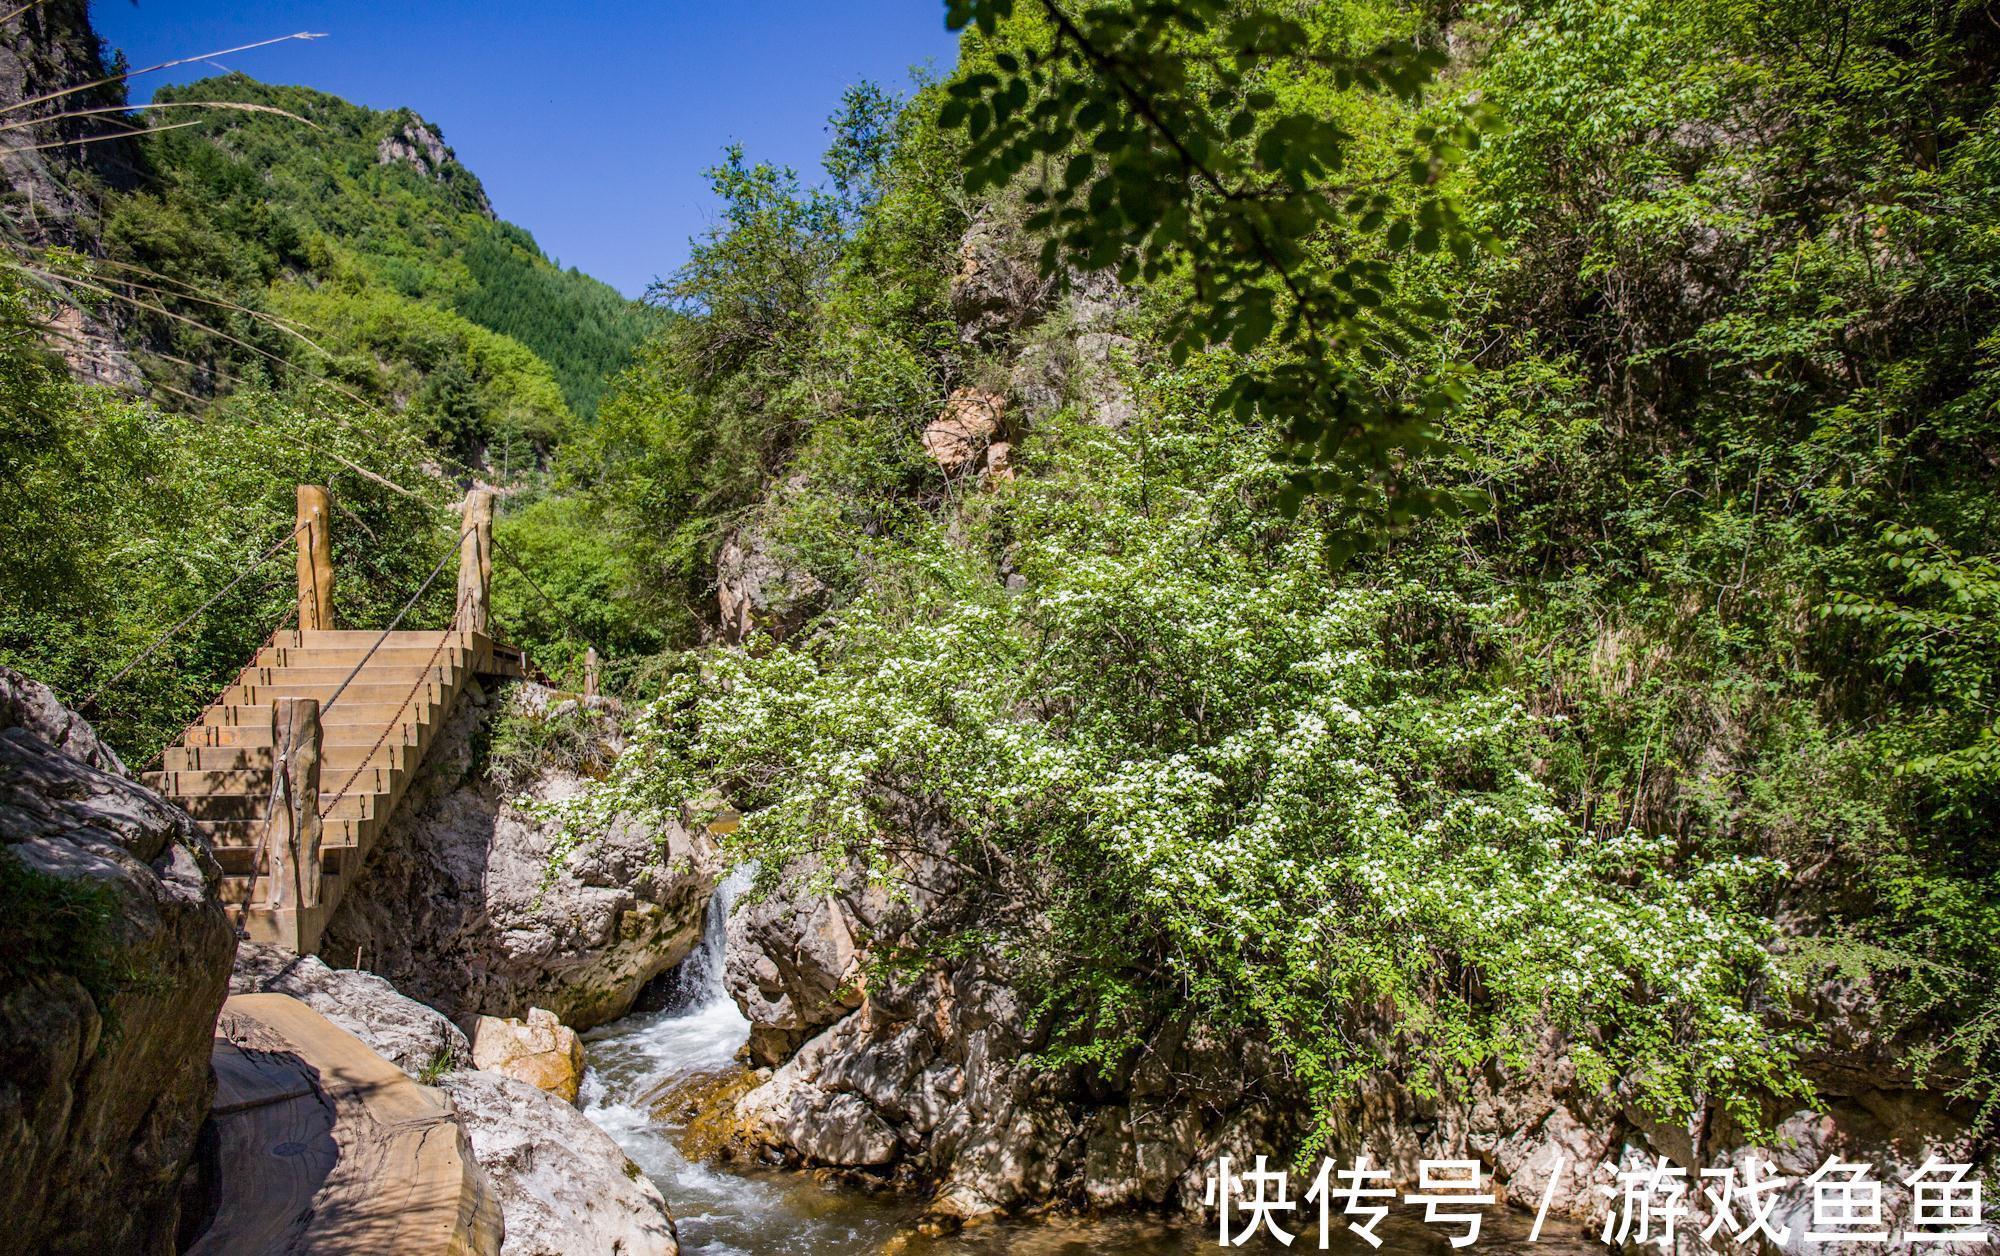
top-left (264, 698), bottom-right (323, 945)
top-left (584, 646), bottom-right (600, 700)
top-left (456, 487), bottom-right (494, 635)
top-left (296, 485), bottom-right (334, 631)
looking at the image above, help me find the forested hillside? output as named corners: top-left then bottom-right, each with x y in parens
top-left (0, 14), bottom-right (651, 760)
top-left (549, 0), bottom-right (2000, 1160)
top-left (104, 75), bottom-right (656, 446)
top-left (4, 0), bottom-right (1996, 1213)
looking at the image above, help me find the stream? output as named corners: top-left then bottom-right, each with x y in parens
top-left (580, 873), bottom-right (1602, 1255)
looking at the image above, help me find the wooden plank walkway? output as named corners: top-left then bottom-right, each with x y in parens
top-left (190, 993), bottom-right (502, 1256)
top-left (134, 484), bottom-right (528, 954)
top-left (144, 629), bottom-right (523, 951)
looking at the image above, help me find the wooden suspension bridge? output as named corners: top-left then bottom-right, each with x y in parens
top-left (68, 482), bottom-right (624, 1253)
top-left (137, 484), bottom-right (553, 954)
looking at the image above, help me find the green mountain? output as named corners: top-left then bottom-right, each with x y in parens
top-left (98, 74), bottom-right (656, 467)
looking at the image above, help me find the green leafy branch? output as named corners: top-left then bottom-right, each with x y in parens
top-left (940, 0), bottom-right (1498, 531)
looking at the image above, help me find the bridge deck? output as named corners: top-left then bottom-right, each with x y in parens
top-left (145, 629), bottom-right (522, 952)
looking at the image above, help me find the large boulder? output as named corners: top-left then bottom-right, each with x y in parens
top-left (443, 1070), bottom-right (680, 1256)
top-left (724, 873), bottom-right (867, 1066)
top-left (233, 932), bottom-right (677, 1255)
top-left (0, 664), bottom-right (125, 774)
top-left (0, 666), bottom-right (235, 1254)
top-left (321, 680), bottom-right (716, 1030)
top-left (230, 939), bottom-right (472, 1076)
top-left (472, 1008), bottom-right (585, 1104)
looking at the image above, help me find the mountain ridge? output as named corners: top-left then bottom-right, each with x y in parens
top-left (97, 71), bottom-right (657, 458)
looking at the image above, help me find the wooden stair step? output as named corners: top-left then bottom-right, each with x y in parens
top-left (144, 768), bottom-right (273, 797)
top-left (212, 840), bottom-right (357, 876)
top-left (198, 816), bottom-right (373, 848)
top-left (202, 700), bottom-right (440, 729)
top-left (161, 743), bottom-right (414, 773)
top-left (180, 792), bottom-right (380, 822)
top-left (282, 630), bottom-right (469, 647)
top-left (223, 680), bottom-right (449, 707)
top-left (258, 644), bottom-right (476, 669)
top-left (240, 662), bottom-right (462, 686)
top-left (222, 870), bottom-right (347, 910)
top-left (189, 722), bottom-right (426, 749)
top-left (145, 766), bottom-right (398, 799)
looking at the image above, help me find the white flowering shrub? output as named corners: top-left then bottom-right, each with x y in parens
top-left (547, 398), bottom-right (1806, 1144)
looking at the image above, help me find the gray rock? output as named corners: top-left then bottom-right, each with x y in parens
top-left (725, 873), bottom-right (866, 1065)
top-left (737, 1023), bottom-right (900, 1166)
top-left (1001, 303), bottom-right (1141, 431)
top-left (727, 882), bottom-right (1104, 1222)
top-left (0, 663), bottom-right (125, 774)
top-left (1073, 330), bottom-right (1141, 429)
top-left (230, 940), bottom-right (471, 1076)
top-left (442, 1069), bottom-right (679, 1256)
top-left (0, 669), bottom-right (234, 1255)
top-left (717, 521), bottom-right (826, 645)
top-left (950, 218), bottom-right (1052, 346)
top-left (322, 680), bottom-right (717, 1030)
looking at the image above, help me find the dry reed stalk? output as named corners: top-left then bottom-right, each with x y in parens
top-left (0, 32), bottom-right (325, 117)
top-left (0, 99), bottom-right (318, 137)
top-left (0, 118), bottom-right (238, 155)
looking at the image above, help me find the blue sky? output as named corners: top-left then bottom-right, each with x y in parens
top-left (90, 2), bottom-right (960, 297)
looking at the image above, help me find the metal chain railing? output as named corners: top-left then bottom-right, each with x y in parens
top-left (317, 582), bottom-right (473, 821)
top-left (317, 521), bottom-right (478, 722)
top-left (142, 593), bottom-right (300, 773)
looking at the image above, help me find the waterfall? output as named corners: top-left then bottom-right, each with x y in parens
top-left (651, 863), bottom-right (752, 1012)
top-left (579, 860), bottom-right (1218, 1253)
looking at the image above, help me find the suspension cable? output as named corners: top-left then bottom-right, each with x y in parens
top-left (81, 519), bottom-right (309, 713)
top-left (493, 541), bottom-right (600, 657)
top-left (317, 583), bottom-right (472, 820)
top-left (317, 522), bottom-right (476, 722)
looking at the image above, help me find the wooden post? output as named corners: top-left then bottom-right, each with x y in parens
top-left (264, 698), bottom-right (323, 943)
top-left (583, 646), bottom-right (600, 700)
top-left (296, 485), bottom-right (334, 631)
top-left (455, 487), bottom-right (494, 635)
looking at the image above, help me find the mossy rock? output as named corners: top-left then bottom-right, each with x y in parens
top-left (648, 1066), bottom-right (761, 1161)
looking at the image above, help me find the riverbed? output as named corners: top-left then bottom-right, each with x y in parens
top-left (580, 876), bottom-right (1603, 1255)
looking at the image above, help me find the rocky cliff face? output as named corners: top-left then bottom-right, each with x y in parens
top-left (718, 852), bottom-right (1312, 1226)
top-left (701, 214), bottom-right (1996, 1246)
top-left (376, 115), bottom-right (496, 218)
top-left (719, 853), bottom-right (1994, 1246)
top-left (0, 666), bottom-right (235, 1255)
top-left (0, 0), bottom-right (142, 386)
top-left (322, 680), bottom-right (717, 1031)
